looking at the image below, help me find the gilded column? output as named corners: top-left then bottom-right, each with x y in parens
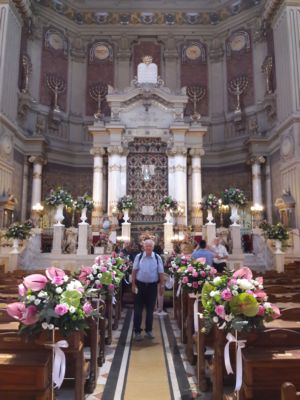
top-left (28, 156), bottom-right (47, 211)
top-left (90, 146), bottom-right (105, 230)
top-left (189, 148), bottom-right (205, 230)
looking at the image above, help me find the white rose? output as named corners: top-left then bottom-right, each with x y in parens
top-left (213, 316), bottom-right (219, 323)
top-left (187, 283), bottom-right (192, 287)
top-left (64, 275), bottom-right (69, 282)
top-left (67, 280), bottom-right (83, 291)
top-left (258, 284), bottom-right (263, 290)
top-left (56, 287), bottom-right (63, 294)
top-left (213, 277), bottom-right (222, 285)
top-left (210, 291), bottom-right (216, 297)
top-left (69, 306), bottom-right (76, 314)
top-left (34, 299), bottom-right (41, 306)
top-left (237, 279), bottom-right (254, 291)
top-left (263, 302), bottom-right (271, 309)
top-left (29, 295), bottom-right (36, 302)
top-left (38, 291), bottom-right (47, 298)
top-left (42, 322), bottom-right (48, 330)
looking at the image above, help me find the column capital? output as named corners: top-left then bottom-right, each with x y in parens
top-left (247, 155), bottom-right (266, 165)
top-left (28, 155), bottom-right (47, 166)
top-left (107, 145), bottom-right (127, 156)
top-left (90, 147), bottom-right (105, 157)
top-left (189, 148), bottom-right (205, 157)
top-left (167, 146), bottom-right (187, 156)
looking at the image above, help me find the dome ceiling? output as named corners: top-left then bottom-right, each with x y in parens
top-left (34, 0), bottom-right (263, 26)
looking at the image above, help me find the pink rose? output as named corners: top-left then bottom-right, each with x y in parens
top-left (192, 271), bottom-right (199, 278)
top-left (221, 289), bottom-right (233, 301)
top-left (233, 267), bottom-right (252, 280)
top-left (192, 282), bottom-right (199, 289)
top-left (254, 290), bottom-right (267, 300)
top-left (256, 276), bottom-right (263, 285)
top-left (100, 266), bottom-right (107, 273)
top-left (83, 302), bottom-right (94, 315)
top-left (196, 257), bottom-right (206, 264)
top-left (79, 266), bottom-right (93, 283)
top-left (215, 305), bottom-right (225, 319)
top-left (209, 267), bottom-right (217, 276)
top-left (95, 283), bottom-right (103, 289)
top-left (24, 274), bottom-right (48, 291)
top-left (18, 283), bottom-right (26, 296)
top-left (257, 305), bottom-right (265, 316)
top-left (229, 278), bottom-right (237, 286)
top-left (201, 271), bottom-right (206, 278)
top-left (54, 304), bottom-right (69, 316)
top-left (7, 303), bottom-right (39, 325)
top-left (270, 304), bottom-right (281, 319)
top-left (182, 276), bottom-right (189, 284)
top-left (46, 267), bottom-right (65, 285)
top-left (187, 266), bottom-right (194, 273)
top-left (108, 283), bottom-right (115, 291)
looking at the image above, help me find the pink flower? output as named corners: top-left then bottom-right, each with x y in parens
top-left (254, 290), bottom-right (267, 300)
top-left (229, 278), bottom-right (237, 286)
top-left (182, 276), bottom-right (189, 284)
top-left (6, 303), bottom-right (39, 325)
top-left (196, 257), bottom-right (206, 264)
top-left (233, 267), bottom-right (253, 280)
top-left (215, 305), bottom-right (225, 319)
top-left (192, 282), bottom-right (199, 289)
top-left (270, 304), bottom-right (281, 319)
top-left (192, 271), bottom-right (199, 278)
top-left (54, 304), bottom-right (69, 316)
top-left (23, 274), bottom-right (48, 291)
top-left (46, 267), bottom-right (65, 285)
top-left (187, 266), bottom-right (194, 273)
top-left (221, 289), bottom-right (233, 301)
top-left (79, 266), bottom-right (93, 283)
top-left (83, 302), bottom-right (93, 315)
top-left (201, 271), bottom-right (207, 277)
top-left (108, 283), bottom-right (115, 291)
top-left (256, 276), bottom-right (263, 285)
top-left (18, 284), bottom-right (26, 296)
top-left (100, 266), bottom-right (107, 273)
top-left (210, 267), bottom-right (217, 276)
top-left (257, 305), bottom-right (265, 316)
top-left (95, 283), bottom-right (103, 289)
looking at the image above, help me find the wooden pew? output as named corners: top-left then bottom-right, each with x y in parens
top-left (181, 290), bottom-right (188, 343)
top-left (282, 382), bottom-right (300, 400)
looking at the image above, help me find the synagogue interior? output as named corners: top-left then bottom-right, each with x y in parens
top-left (0, 0), bottom-right (300, 399)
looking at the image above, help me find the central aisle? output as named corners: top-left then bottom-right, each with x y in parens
top-left (124, 318), bottom-right (171, 399)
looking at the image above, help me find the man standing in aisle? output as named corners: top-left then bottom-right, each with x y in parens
top-left (131, 239), bottom-right (165, 341)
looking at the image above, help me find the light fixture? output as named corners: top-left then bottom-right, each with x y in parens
top-left (32, 202), bottom-right (44, 212)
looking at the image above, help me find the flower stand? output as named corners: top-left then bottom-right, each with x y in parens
top-left (230, 205), bottom-right (240, 226)
top-left (54, 204), bottom-right (65, 226)
top-left (79, 207), bottom-right (88, 224)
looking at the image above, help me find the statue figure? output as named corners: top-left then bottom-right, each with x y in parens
top-left (137, 55), bottom-right (158, 84)
top-left (63, 227), bottom-right (78, 254)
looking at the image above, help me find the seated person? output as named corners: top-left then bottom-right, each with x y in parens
top-left (211, 236), bottom-right (229, 273)
top-left (191, 239), bottom-right (214, 266)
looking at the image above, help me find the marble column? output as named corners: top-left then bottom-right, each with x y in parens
top-left (21, 161), bottom-right (29, 221)
top-left (120, 151), bottom-right (128, 198)
top-left (28, 156), bottom-right (46, 211)
top-left (189, 148), bottom-right (205, 230)
top-left (265, 159), bottom-right (273, 223)
top-left (250, 156), bottom-right (265, 207)
top-left (90, 146), bottom-right (105, 231)
top-left (107, 146), bottom-right (123, 216)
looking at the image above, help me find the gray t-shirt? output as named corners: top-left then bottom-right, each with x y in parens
top-left (133, 252), bottom-right (164, 283)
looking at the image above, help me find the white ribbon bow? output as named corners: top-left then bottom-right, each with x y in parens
top-left (193, 296), bottom-right (199, 332)
top-left (49, 340), bottom-right (69, 389)
top-left (224, 332), bottom-right (246, 391)
top-left (176, 282), bottom-right (182, 298)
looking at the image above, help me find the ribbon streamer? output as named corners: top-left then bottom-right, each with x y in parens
top-left (112, 296), bottom-right (117, 305)
top-left (224, 332), bottom-right (246, 392)
top-left (176, 282), bottom-right (182, 298)
top-left (49, 340), bottom-right (69, 389)
top-left (193, 296), bottom-right (199, 332)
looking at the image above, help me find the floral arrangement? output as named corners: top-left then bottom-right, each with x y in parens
top-left (201, 267), bottom-right (281, 332)
top-left (221, 187), bottom-right (247, 206)
top-left (6, 267), bottom-right (98, 337)
top-left (75, 193), bottom-right (94, 211)
top-left (167, 254), bottom-right (191, 278)
top-left (77, 255), bottom-right (125, 296)
top-left (45, 187), bottom-right (73, 207)
top-left (259, 221), bottom-right (289, 242)
top-left (159, 195), bottom-right (178, 212)
top-left (180, 259), bottom-right (217, 294)
top-left (201, 194), bottom-right (219, 210)
top-left (117, 195), bottom-right (134, 211)
top-left (5, 220), bottom-right (33, 240)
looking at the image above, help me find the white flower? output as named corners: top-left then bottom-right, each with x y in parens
top-left (232, 285), bottom-right (239, 290)
top-left (56, 287), bottom-right (63, 294)
top-left (237, 279), bottom-right (254, 291)
top-left (97, 273), bottom-right (102, 279)
top-left (89, 275), bottom-right (94, 281)
top-left (213, 277), bottom-right (222, 285)
top-left (64, 275), bottom-right (69, 282)
top-left (48, 324), bottom-right (55, 330)
top-left (258, 284), bottom-right (263, 290)
top-left (42, 322), bottom-right (48, 330)
top-left (263, 302), bottom-right (271, 309)
top-left (187, 283), bottom-right (192, 287)
top-left (232, 290), bottom-right (239, 296)
top-left (38, 291), bottom-right (48, 298)
top-left (95, 280), bottom-right (100, 285)
top-left (210, 291), bottom-right (216, 297)
top-left (29, 295), bottom-right (36, 302)
top-left (213, 316), bottom-right (219, 323)
top-left (67, 280), bottom-right (83, 291)
top-left (69, 306), bottom-right (76, 314)
top-left (34, 299), bottom-right (41, 305)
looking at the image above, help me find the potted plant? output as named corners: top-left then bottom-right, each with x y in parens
top-left (117, 195), bottom-right (134, 223)
top-left (75, 193), bottom-right (94, 224)
top-left (259, 221), bottom-right (289, 253)
top-left (45, 187), bottom-right (73, 226)
top-left (159, 195), bottom-right (178, 223)
top-left (221, 188), bottom-right (247, 225)
top-left (5, 220), bottom-right (33, 254)
top-left (201, 194), bottom-right (219, 224)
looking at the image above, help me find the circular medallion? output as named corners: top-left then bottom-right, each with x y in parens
top-left (48, 32), bottom-right (64, 50)
top-left (230, 33), bottom-right (246, 51)
top-left (185, 44), bottom-right (201, 60)
top-left (94, 44), bottom-right (110, 60)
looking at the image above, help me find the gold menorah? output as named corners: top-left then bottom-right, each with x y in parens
top-left (261, 56), bottom-right (273, 95)
top-left (46, 74), bottom-right (66, 112)
top-left (186, 85), bottom-right (206, 120)
top-left (89, 82), bottom-right (108, 119)
top-left (228, 76), bottom-right (248, 112)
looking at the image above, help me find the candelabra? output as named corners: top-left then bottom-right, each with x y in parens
top-left (228, 76), bottom-right (248, 113)
top-left (218, 199), bottom-right (229, 227)
top-left (46, 74), bottom-right (66, 112)
top-left (21, 54), bottom-right (32, 94)
top-left (89, 82), bottom-right (108, 120)
top-left (186, 85), bottom-right (206, 121)
top-left (261, 56), bottom-right (273, 95)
